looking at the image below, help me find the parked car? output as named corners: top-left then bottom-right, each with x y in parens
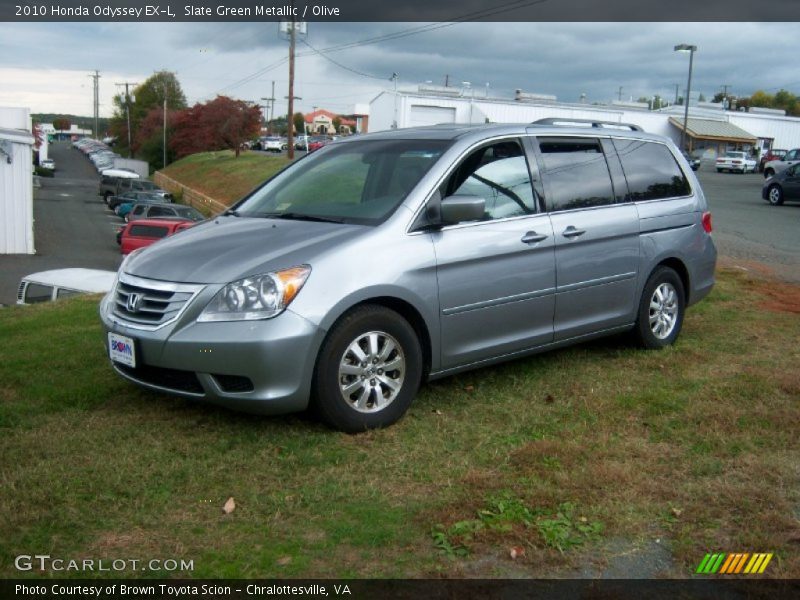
top-left (715, 151), bottom-right (757, 173)
top-left (101, 168), bottom-right (140, 179)
top-left (17, 268), bottom-right (116, 304)
top-left (99, 176), bottom-right (171, 204)
top-left (109, 191), bottom-right (171, 213)
top-left (101, 119), bottom-right (716, 432)
top-left (118, 218), bottom-right (196, 255)
top-left (294, 135), bottom-right (310, 150)
top-left (681, 151), bottom-right (700, 171)
top-left (758, 148), bottom-right (786, 172)
top-left (260, 136), bottom-right (287, 152)
top-left (307, 136), bottom-right (333, 152)
top-left (39, 158), bottom-right (55, 170)
top-left (762, 162), bottom-right (800, 206)
top-left (763, 148), bottom-right (800, 178)
top-left (126, 203), bottom-right (206, 223)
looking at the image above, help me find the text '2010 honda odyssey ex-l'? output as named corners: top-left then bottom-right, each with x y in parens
top-left (101, 120), bottom-right (716, 432)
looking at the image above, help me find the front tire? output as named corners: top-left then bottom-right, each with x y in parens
top-left (767, 185), bottom-right (784, 206)
top-left (634, 267), bottom-right (685, 349)
top-left (312, 305), bottom-right (422, 432)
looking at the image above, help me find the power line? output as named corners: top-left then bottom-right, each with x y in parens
top-left (300, 39), bottom-right (386, 80)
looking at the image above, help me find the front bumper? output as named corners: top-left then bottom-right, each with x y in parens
top-left (100, 284), bottom-right (325, 415)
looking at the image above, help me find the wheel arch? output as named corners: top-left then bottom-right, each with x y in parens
top-left (651, 257), bottom-right (690, 304)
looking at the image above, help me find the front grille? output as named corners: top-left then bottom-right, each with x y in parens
top-left (111, 273), bottom-right (202, 329)
top-left (213, 374), bottom-right (255, 393)
top-left (17, 282), bottom-right (26, 303)
top-left (116, 363), bottom-right (204, 394)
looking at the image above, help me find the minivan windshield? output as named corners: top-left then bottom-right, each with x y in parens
top-left (236, 139), bottom-right (451, 225)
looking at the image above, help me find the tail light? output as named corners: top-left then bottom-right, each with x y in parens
top-left (702, 211), bottom-right (713, 233)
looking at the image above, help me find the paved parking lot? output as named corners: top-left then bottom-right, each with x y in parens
top-left (0, 146), bottom-right (797, 306)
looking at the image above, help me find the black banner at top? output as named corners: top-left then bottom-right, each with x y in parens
top-left (1, 0), bottom-right (800, 22)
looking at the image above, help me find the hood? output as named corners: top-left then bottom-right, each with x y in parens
top-left (124, 216), bottom-right (367, 283)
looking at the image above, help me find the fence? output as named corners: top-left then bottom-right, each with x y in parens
top-left (153, 172), bottom-right (228, 216)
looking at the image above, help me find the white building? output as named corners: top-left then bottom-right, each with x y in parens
top-left (369, 86), bottom-right (800, 157)
top-left (0, 107), bottom-right (35, 254)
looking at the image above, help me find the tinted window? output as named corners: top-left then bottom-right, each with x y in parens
top-left (129, 225), bottom-right (169, 239)
top-left (56, 288), bottom-right (80, 299)
top-left (148, 206), bottom-right (171, 217)
top-left (132, 205), bottom-right (145, 215)
top-left (445, 140), bottom-right (537, 220)
top-left (613, 139), bottom-right (691, 201)
top-left (538, 138), bottom-right (615, 211)
top-left (24, 283), bottom-right (53, 303)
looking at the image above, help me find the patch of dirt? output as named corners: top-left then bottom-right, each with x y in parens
top-left (573, 537), bottom-right (678, 578)
top-left (718, 262), bottom-right (800, 313)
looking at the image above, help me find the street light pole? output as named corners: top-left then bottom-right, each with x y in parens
top-left (674, 43), bottom-right (697, 151)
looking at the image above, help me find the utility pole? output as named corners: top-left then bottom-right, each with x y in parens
top-left (391, 73), bottom-right (399, 129)
top-left (116, 81), bottom-right (137, 158)
top-left (720, 84), bottom-right (731, 107)
top-left (260, 81), bottom-right (275, 132)
top-left (162, 79), bottom-right (168, 169)
top-left (674, 83), bottom-right (680, 105)
top-left (618, 86), bottom-right (623, 101)
top-left (444, 74), bottom-right (449, 87)
top-left (287, 2), bottom-right (296, 160)
top-left (89, 70), bottom-right (100, 138)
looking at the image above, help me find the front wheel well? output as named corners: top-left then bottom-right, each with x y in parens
top-left (326, 297), bottom-right (433, 380)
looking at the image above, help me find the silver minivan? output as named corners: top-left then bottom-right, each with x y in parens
top-left (100, 121), bottom-right (717, 432)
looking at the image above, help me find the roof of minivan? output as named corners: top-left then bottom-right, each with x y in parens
top-left (342, 123), bottom-right (670, 144)
top-left (22, 268), bottom-right (116, 293)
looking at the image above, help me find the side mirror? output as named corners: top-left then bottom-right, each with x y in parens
top-left (440, 195), bottom-right (486, 224)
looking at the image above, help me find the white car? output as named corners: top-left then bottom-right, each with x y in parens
top-left (17, 269), bottom-right (116, 305)
top-left (715, 151), bottom-right (756, 173)
top-left (40, 159), bottom-right (55, 170)
top-left (261, 137), bottom-right (286, 152)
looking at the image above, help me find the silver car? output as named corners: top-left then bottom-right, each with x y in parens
top-left (101, 120), bottom-right (717, 432)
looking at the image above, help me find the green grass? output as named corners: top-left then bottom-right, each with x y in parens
top-left (161, 151), bottom-right (289, 205)
top-left (0, 269), bottom-right (798, 578)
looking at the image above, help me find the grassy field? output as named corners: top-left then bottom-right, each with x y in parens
top-left (0, 268), bottom-right (798, 579)
top-left (160, 151), bottom-right (289, 205)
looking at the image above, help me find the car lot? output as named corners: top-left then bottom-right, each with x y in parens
top-left (0, 143), bottom-right (798, 307)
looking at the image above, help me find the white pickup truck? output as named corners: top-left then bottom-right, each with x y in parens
top-left (763, 147), bottom-right (800, 178)
top-left (715, 151), bottom-right (757, 174)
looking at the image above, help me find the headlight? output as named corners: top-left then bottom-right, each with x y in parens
top-left (198, 266), bottom-right (311, 322)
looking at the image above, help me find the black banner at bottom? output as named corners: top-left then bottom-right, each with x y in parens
top-left (3, 579), bottom-right (800, 600)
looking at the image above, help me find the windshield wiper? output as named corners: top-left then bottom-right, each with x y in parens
top-left (261, 212), bottom-right (345, 224)
top-left (222, 208), bottom-right (240, 217)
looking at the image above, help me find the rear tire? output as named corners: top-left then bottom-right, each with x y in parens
top-left (311, 305), bottom-right (422, 433)
top-left (633, 267), bottom-right (685, 349)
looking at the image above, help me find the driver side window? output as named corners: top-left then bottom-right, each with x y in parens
top-left (444, 140), bottom-right (537, 221)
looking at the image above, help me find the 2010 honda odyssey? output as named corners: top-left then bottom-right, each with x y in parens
top-left (100, 120), bottom-right (717, 432)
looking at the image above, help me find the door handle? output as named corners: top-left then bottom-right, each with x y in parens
top-left (562, 226), bottom-right (586, 239)
top-left (521, 231), bottom-right (548, 244)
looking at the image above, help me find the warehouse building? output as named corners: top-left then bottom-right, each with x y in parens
top-left (369, 86), bottom-right (800, 159)
top-left (0, 107), bottom-right (35, 255)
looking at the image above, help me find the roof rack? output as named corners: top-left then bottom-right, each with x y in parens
top-left (530, 118), bottom-right (643, 132)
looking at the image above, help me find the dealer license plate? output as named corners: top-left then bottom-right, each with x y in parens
top-left (108, 332), bottom-right (136, 368)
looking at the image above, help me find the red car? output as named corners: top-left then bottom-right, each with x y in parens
top-left (307, 136), bottom-right (333, 152)
top-left (759, 148), bottom-right (787, 172)
top-left (119, 218), bottom-right (195, 255)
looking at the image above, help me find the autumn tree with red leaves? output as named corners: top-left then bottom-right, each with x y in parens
top-left (170, 96), bottom-right (261, 160)
top-left (52, 117), bottom-right (71, 132)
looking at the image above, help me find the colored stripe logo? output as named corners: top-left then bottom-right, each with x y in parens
top-left (696, 552), bottom-right (773, 574)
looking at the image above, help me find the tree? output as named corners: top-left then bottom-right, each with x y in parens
top-left (698, 93), bottom-right (706, 102)
top-left (267, 116), bottom-right (288, 136)
top-left (293, 112), bottom-right (305, 136)
top-left (52, 117), bottom-right (70, 131)
top-left (332, 116), bottom-right (342, 133)
top-left (110, 71), bottom-right (187, 157)
top-left (135, 106), bottom-right (179, 170)
top-left (170, 96), bottom-right (261, 159)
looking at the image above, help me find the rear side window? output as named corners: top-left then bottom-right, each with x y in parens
top-left (538, 137), bottom-right (615, 212)
top-left (614, 139), bottom-right (691, 201)
top-left (148, 206), bottom-right (171, 217)
top-left (129, 225), bottom-right (169, 239)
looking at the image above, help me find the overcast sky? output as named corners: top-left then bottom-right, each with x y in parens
top-left (1, 21), bottom-right (798, 120)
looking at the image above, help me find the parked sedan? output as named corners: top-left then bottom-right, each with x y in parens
top-left (307, 136), bottom-right (333, 152)
top-left (126, 203), bottom-right (206, 223)
top-left (762, 163), bottom-right (800, 206)
top-left (109, 191), bottom-right (171, 212)
top-left (40, 158), bottom-right (55, 170)
top-left (261, 136), bottom-right (287, 153)
top-left (715, 151), bottom-right (757, 173)
top-left (119, 218), bottom-right (196, 255)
